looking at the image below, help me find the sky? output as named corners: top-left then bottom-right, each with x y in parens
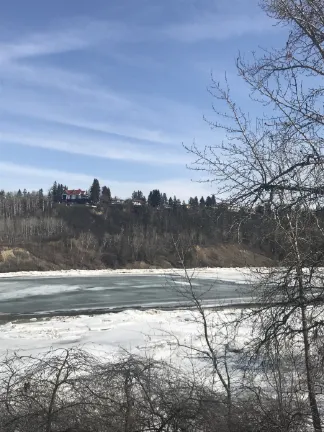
top-left (0, 0), bottom-right (285, 199)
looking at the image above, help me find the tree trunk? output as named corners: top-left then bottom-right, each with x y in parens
top-left (299, 276), bottom-right (322, 432)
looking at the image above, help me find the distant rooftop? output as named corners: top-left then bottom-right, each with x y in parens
top-left (63, 189), bottom-right (88, 195)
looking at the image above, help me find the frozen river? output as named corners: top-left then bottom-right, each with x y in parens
top-left (0, 272), bottom-right (250, 316)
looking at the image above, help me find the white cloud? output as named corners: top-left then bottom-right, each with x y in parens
top-left (0, 59), bottom-right (222, 170)
top-left (0, 31), bottom-right (86, 64)
top-left (0, 7), bottom-right (275, 68)
top-left (0, 88), bottom-right (184, 147)
top-left (0, 9), bottom-right (269, 149)
top-left (160, 13), bottom-right (274, 43)
top-left (0, 19), bottom-right (134, 64)
top-left (0, 162), bottom-right (213, 200)
top-left (0, 62), bottom-right (132, 112)
top-left (0, 130), bottom-right (187, 165)
top-left (0, 61), bottom-right (212, 149)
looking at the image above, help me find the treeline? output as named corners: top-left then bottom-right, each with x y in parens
top-left (1, 180), bottom-right (218, 209)
top-left (85, 178), bottom-right (218, 207)
top-left (0, 183), bottom-right (276, 271)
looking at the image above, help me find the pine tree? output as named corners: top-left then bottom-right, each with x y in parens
top-left (168, 197), bottom-right (173, 206)
top-left (172, 196), bottom-right (181, 208)
top-left (200, 197), bottom-right (205, 207)
top-left (90, 179), bottom-right (101, 204)
top-left (161, 193), bottom-right (168, 206)
top-left (211, 194), bottom-right (216, 206)
top-left (50, 181), bottom-right (59, 202)
top-left (17, 189), bottom-right (22, 197)
top-left (102, 186), bottom-right (112, 204)
top-left (193, 196), bottom-right (199, 207)
top-left (57, 184), bottom-right (64, 202)
top-left (206, 196), bottom-right (212, 207)
top-left (132, 190), bottom-right (145, 201)
top-left (148, 190), bottom-right (161, 207)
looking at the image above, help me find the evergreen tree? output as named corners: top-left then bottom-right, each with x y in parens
top-left (206, 196), bottom-right (213, 207)
top-left (23, 189), bottom-right (28, 197)
top-left (193, 196), bottom-right (199, 207)
top-left (168, 197), bottom-right (173, 206)
top-left (211, 194), bottom-right (216, 206)
top-left (102, 186), bottom-right (112, 204)
top-left (17, 189), bottom-right (22, 197)
top-left (172, 196), bottom-right (181, 208)
top-left (161, 193), bottom-right (168, 206)
top-left (52, 182), bottom-right (57, 199)
top-left (90, 179), bottom-right (101, 204)
top-left (199, 197), bottom-right (205, 207)
top-left (148, 189), bottom-right (161, 207)
top-left (56, 184), bottom-right (64, 202)
top-left (132, 190), bottom-right (145, 201)
top-left (50, 181), bottom-right (64, 203)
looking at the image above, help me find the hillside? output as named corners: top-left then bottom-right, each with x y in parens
top-left (0, 243), bottom-right (273, 272)
top-left (0, 197), bottom-right (275, 272)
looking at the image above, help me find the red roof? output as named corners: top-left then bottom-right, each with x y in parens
top-left (64, 189), bottom-right (87, 195)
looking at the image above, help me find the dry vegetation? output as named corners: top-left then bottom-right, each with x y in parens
top-left (0, 195), bottom-right (274, 272)
top-left (0, 348), bottom-right (309, 432)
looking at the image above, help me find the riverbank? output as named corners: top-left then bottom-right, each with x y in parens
top-left (0, 242), bottom-right (273, 274)
top-left (0, 266), bottom-right (253, 283)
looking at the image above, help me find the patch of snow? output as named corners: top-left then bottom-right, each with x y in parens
top-left (0, 267), bottom-right (253, 284)
top-left (0, 308), bottom-right (251, 369)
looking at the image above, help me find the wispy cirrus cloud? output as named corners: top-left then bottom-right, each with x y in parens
top-left (0, 60), bottom-right (211, 148)
top-left (0, 130), bottom-right (188, 165)
top-left (0, 19), bottom-right (135, 64)
top-left (161, 13), bottom-right (274, 43)
top-left (0, 10), bottom-right (275, 67)
top-left (0, 30), bottom-right (87, 64)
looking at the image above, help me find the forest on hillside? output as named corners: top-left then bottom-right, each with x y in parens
top-left (0, 181), bottom-right (279, 272)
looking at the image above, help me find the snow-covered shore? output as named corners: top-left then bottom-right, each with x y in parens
top-left (0, 267), bottom-right (253, 284)
top-left (0, 308), bottom-right (249, 363)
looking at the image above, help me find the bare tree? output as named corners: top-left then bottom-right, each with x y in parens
top-left (185, 1), bottom-right (324, 430)
top-left (0, 347), bottom-right (255, 432)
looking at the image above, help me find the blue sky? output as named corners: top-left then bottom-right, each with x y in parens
top-left (0, 0), bottom-right (284, 199)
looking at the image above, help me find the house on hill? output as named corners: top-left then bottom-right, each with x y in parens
top-left (110, 197), bottom-right (124, 205)
top-left (62, 189), bottom-right (89, 204)
top-left (132, 199), bottom-right (145, 206)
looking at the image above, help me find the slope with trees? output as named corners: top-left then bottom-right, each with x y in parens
top-left (0, 181), bottom-right (274, 272)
